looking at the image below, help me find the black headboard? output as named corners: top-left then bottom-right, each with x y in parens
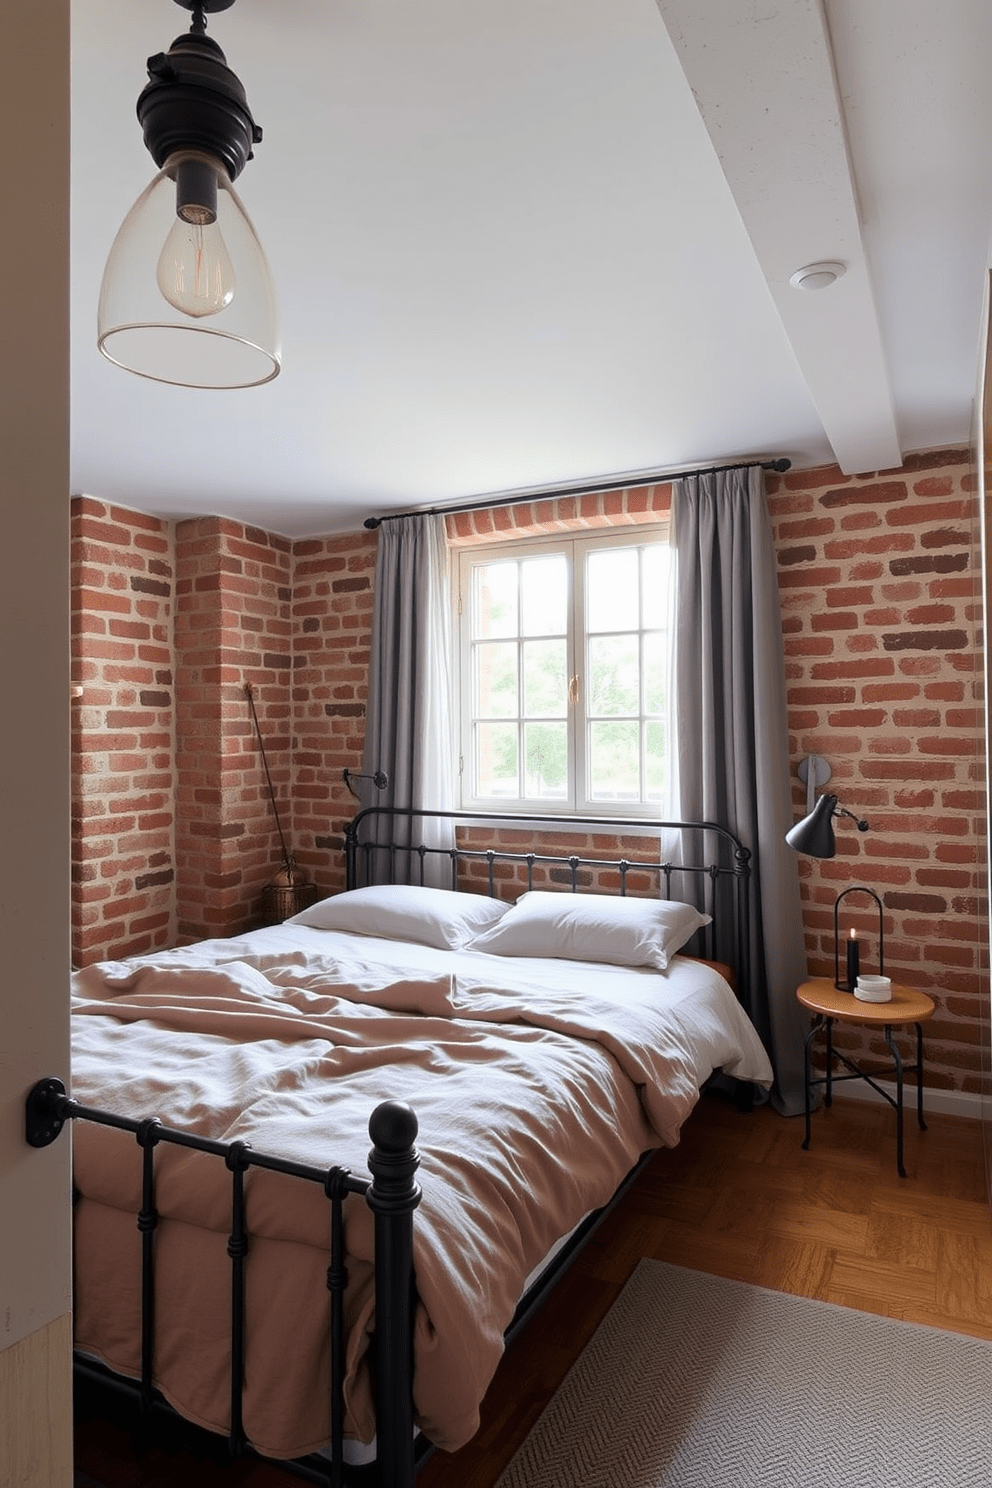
top-left (343, 806), bottom-right (751, 1003)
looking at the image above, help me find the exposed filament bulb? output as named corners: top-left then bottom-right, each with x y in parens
top-left (155, 153), bottom-right (236, 318)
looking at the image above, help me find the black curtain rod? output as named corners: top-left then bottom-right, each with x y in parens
top-left (362, 456), bottom-right (791, 530)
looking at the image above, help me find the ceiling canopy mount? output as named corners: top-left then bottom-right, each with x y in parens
top-left (137, 1), bottom-right (262, 186)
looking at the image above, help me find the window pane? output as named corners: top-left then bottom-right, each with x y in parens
top-left (476, 722), bottom-right (518, 797)
top-left (521, 554), bottom-right (567, 637)
top-left (587, 548), bottom-right (638, 632)
top-left (589, 720), bottom-right (640, 800)
top-left (523, 639), bottom-right (567, 717)
top-left (645, 720), bottom-right (665, 801)
top-left (524, 722), bottom-right (567, 798)
top-left (588, 634), bottom-right (638, 715)
top-left (461, 531), bottom-right (671, 812)
top-left (475, 641), bottom-right (518, 718)
top-left (641, 546), bottom-right (669, 629)
top-left (473, 562), bottom-right (518, 639)
top-left (643, 631), bottom-right (666, 715)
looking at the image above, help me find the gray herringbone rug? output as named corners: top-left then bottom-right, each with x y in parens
top-left (495, 1259), bottom-right (992, 1487)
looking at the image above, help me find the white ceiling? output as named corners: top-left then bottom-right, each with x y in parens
top-left (70, 0), bottom-right (992, 537)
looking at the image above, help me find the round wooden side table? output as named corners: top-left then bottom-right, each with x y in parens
top-left (796, 976), bottom-right (936, 1178)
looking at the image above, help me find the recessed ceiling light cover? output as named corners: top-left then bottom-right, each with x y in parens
top-left (789, 261), bottom-right (846, 292)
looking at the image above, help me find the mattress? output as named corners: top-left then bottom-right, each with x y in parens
top-left (70, 922), bottom-right (773, 1458)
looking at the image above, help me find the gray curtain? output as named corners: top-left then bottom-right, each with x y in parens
top-left (362, 513), bottom-right (455, 885)
top-left (672, 465), bottom-right (808, 1114)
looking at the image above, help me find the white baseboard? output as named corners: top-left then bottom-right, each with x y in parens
top-left (830, 1077), bottom-right (986, 1123)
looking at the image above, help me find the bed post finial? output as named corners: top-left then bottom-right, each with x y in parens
top-left (366, 1100), bottom-right (421, 1488)
top-left (369, 1099), bottom-right (417, 1147)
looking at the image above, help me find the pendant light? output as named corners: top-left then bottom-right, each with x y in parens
top-left (97, 0), bottom-right (280, 389)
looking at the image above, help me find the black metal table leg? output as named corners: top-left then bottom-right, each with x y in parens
top-left (883, 1023), bottom-right (906, 1178)
top-left (802, 1015), bottom-right (822, 1151)
top-left (824, 1016), bottom-right (834, 1107)
top-left (915, 1021), bottom-right (928, 1132)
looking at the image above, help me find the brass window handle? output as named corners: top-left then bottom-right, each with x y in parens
top-left (568, 674), bottom-right (580, 705)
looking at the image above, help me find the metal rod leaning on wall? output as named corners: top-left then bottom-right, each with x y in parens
top-left (244, 680), bottom-right (294, 877)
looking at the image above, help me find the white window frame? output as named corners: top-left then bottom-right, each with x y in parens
top-left (454, 524), bottom-right (671, 819)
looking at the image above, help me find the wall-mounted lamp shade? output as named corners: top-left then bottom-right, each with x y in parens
top-left (787, 793), bottom-right (870, 859)
top-left (98, 149), bottom-right (280, 388)
top-left (786, 792), bottom-right (840, 858)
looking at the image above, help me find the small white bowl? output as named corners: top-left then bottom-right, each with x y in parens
top-left (854, 975), bottom-right (892, 1003)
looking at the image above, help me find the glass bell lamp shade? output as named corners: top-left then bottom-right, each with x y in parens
top-left (97, 150), bottom-right (280, 389)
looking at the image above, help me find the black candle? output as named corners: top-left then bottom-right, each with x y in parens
top-left (846, 933), bottom-right (860, 992)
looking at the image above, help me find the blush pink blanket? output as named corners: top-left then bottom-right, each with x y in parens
top-left (70, 924), bottom-right (772, 1459)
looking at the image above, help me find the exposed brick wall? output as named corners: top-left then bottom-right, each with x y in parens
top-left (767, 448), bottom-right (986, 1093)
top-left (290, 531), bottom-right (377, 896)
top-left (71, 499), bottom-right (176, 962)
top-left (174, 518), bottom-right (293, 942)
top-left (446, 482), bottom-right (672, 545)
top-left (70, 502), bottom-right (373, 961)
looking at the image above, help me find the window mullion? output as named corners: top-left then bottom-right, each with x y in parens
top-left (516, 560), bottom-right (525, 800)
top-left (571, 540), bottom-right (585, 813)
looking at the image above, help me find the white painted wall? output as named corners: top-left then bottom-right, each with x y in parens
top-left (0, 0), bottom-right (73, 1479)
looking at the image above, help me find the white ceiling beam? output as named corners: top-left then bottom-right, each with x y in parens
top-left (655, 0), bottom-right (902, 474)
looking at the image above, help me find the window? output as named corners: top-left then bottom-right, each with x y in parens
top-left (456, 528), bottom-right (672, 816)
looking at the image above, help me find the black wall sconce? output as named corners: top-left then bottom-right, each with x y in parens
top-left (785, 791), bottom-right (869, 857)
top-left (786, 775), bottom-right (881, 992)
top-left (343, 768), bottom-right (389, 801)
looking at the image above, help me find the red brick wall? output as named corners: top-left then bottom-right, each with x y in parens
top-left (767, 449), bottom-right (986, 1094)
top-left (70, 502), bottom-right (372, 962)
top-left (173, 517), bottom-right (293, 942)
top-left (446, 482), bottom-right (672, 545)
top-left (71, 499), bottom-right (175, 961)
top-left (290, 531), bottom-right (378, 895)
top-left (70, 457), bottom-right (987, 1100)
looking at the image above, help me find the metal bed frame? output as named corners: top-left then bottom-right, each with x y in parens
top-left (345, 806), bottom-right (752, 1007)
top-left (25, 1078), bottom-right (421, 1488)
top-left (27, 807), bottom-right (752, 1486)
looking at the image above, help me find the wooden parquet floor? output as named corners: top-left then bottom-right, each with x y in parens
top-left (74, 1092), bottom-right (992, 1488)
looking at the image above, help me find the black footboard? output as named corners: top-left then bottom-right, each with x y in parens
top-left (25, 1077), bottom-right (421, 1487)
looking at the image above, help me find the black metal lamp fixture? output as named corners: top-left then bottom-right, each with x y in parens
top-left (98, 0), bottom-right (280, 389)
top-left (786, 786), bottom-right (880, 991)
top-left (343, 768), bottom-right (389, 801)
top-left (785, 792), bottom-right (869, 858)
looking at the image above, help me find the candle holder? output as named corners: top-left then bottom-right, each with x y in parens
top-left (833, 884), bottom-right (884, 992)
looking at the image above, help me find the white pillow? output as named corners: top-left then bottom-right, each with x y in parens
top-left (466, 890), bottom-right (711, 970)
top-left (285, 883), bottom-right (510, 951)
